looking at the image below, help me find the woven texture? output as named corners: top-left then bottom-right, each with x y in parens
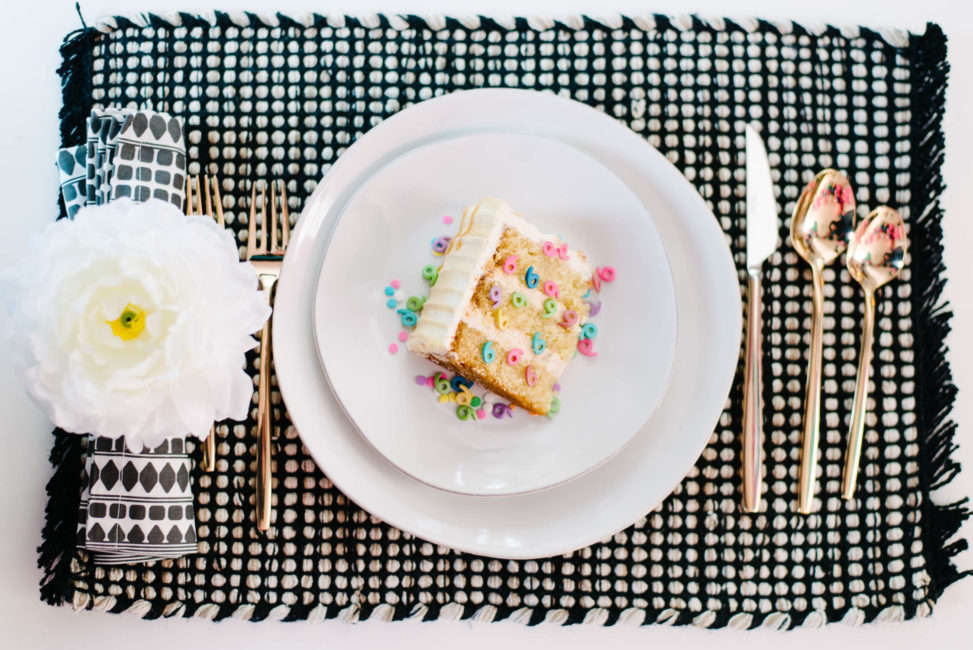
top-left (40, 13), bottom-right (966, 628)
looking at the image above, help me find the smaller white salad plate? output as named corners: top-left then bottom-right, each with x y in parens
top-left (312, 132), bottom-right (678, 496)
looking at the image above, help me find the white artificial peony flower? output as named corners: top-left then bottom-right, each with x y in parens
top-left (1, 198), bottom-right (271, 446)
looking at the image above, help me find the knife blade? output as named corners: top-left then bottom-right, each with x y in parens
top-left (746, 125), bottom-right (780, 268)
top-left (741, 124), bottom-right (779, 513)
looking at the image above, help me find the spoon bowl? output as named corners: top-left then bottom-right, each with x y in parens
top-left (842, 206), bottom-right (908, 499)
top-left (846, 206), bottom-right (908, 292)
top-left (790, 169), bottom-right (856, 267)
top-left (791, 169), bottom-right (856, 514)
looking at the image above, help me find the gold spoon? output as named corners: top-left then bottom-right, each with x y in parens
top-left (841, 207), bottom-right (908, 499)
top-left (790, 169), bottom-right (856, 514)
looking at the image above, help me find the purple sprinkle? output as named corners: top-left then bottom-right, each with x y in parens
top-left (553, 383), bottom-right (561, 392)
top-left (415, 375), bottom-right (427, 386)
top-left (492, 403), bottom-right (512, 419)
top-left (586, 300), bottom-right (602, 317)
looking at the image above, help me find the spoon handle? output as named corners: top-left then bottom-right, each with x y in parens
top-left (741, 268), bottom-right (765, 513)
top-left (842, 288), bottom-right (876, 499)
top-left (797, 264), bottom-right (825, 514)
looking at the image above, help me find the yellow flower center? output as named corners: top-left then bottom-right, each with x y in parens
top-left (107, 303), bottom-right (146, 341)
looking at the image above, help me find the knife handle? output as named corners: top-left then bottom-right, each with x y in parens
top-left (741, 267), bottom-right (764, 513)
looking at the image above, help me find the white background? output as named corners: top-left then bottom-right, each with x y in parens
top-left (1, 1), bottom-right (970, 648)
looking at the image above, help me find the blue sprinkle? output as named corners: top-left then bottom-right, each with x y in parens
top-left (384, 286), bottom-right (395, 296)
top-left (386, 298), bottom-right (397, 309)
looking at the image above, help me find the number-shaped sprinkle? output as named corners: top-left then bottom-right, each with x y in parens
top-left (421, 264), bottom-right (438, 286)
top-left (502, 254), bottom-right (520, 274)
top-left (456, 404), bottom-right (475, 421)
top-left (558, 309), bottom-right (579, 329)
top-left (591, 271), bottom-right (602, 293)
top-left (494, 308), bottom-right (509, 329)
top-left (542, 241), bottom-right (557, 257)
top-left (586, 300), bottom-right (602, 317)
top-left (547, 396), bottom-right (561, 417)
top-left (396, 308), bottom-right (417, 327)
top-left (511, 292), bottom-right (527, 308)
top-left (481, 341), bottom-right (496, 364)
top-left (434, 374), bottom-right (451, 394)
top-left (455, 386), bottom-right (473, 406)
top-left (580, 323), bottom-right (598, 340)
top-left (524, 365), bottom-right (538, 386)
top-left (488, 284), bottom-right (502, 309)
top-left (542, 281), bottom-right (559, 298)
top-left (506, 348), bottom-right (524, 365)
top-left (541, 298), bottom-right (557, 319)
top-left (531, 332), bottom-right (546, 355)
top-left (493, 403), bottom-right (513, 419)
top-left (577, 338), bottom-right (598, 357)
top-left (596, 266), bottom-right (617, 282)
top-left (557, 243), bottom-right (570, 260)
top-left (406, 296), bottom-right (425, 312)
top-left (524, 265), bottom-right (539, 289)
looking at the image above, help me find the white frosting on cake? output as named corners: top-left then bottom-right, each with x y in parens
top-left (408, 198), bottom-right (510, 356)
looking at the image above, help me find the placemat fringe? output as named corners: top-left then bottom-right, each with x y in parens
top-left (908, 23), bottom-right (971, 604)
top-left (37, 431), bottom-right (84, 606)
top-left (82, 11), bottom-right (916, 47)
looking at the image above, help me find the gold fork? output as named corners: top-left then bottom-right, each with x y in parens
top-left (186, 174), bottom-right (223, 473)
top-left (247, 179), bottom-right (290, 531)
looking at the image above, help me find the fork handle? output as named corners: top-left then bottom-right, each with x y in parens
top-left (741, 267), bottom-right (764, 513)
top-left (255, 317), bottom-right (273, 531)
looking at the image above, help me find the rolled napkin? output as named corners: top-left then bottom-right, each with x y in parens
top-left (78, 436), bottom-right (196, 564)
top-left (55, 145), bottom-right (87, 219)
top-left (61, 109), bottom-right (195, 563)
top-left (13, 108), bottom-right (267, 564)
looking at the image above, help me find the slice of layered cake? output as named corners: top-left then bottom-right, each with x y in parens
top-left (408, 198), bottom-right (593, 415)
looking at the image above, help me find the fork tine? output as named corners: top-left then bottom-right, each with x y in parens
top-left (203, 175), bottom-right (213, 219)
top-left (260, 183), bottom-right (269, 254)
top-left (279, 180), bottom-right (290, 250)
top-left (247, 182), bottom-right (258, 258)
top-left (185, 175), bottom-right (194, 215)
top-left (210, 176), bottom-right (225, 227)
top-left (270, 180), bottom-right (279, 253)
top-left (194, 177), bottom-right (203, 216)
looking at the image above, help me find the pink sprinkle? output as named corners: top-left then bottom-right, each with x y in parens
top-left (398, 331), bottom-right (409, 342)
top-left (426, 377), bottom-right (434, 387)
top-left (443, 215), bottom-right (453, 225)
top-left (388, 343), bottom-right (398, 354)
top-left (390, 279), bottom-right (401, 289)
top-left (476, 409), bottom-right (486, 420)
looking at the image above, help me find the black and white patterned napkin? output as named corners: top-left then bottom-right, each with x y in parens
top-left (77, 437), bottom-right (197, 564)
top-left (58, 108), bottom-right (195, 564)
top-left (55, 145), bottom-right (86, 218)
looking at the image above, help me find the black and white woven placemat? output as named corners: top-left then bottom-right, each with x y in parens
top-left (39, 12), bottom-right (967, 628)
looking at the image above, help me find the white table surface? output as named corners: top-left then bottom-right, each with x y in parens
top-left (1, 0), bottom-right (970, 647)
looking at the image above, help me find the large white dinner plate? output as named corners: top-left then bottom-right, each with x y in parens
top-left (312, 132), bottom-right (677, 496)
top-left (274, 89), bottom-right (741, 559)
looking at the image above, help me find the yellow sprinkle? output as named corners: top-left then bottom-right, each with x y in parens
top-left (447, 392), bottom-right (456, 402)
top-left (438, 394), bottom-right (449, 403)
top-left (107, 303), bottom-right (146, 341)
top-left (494, 308), bottom-right (508, 330)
